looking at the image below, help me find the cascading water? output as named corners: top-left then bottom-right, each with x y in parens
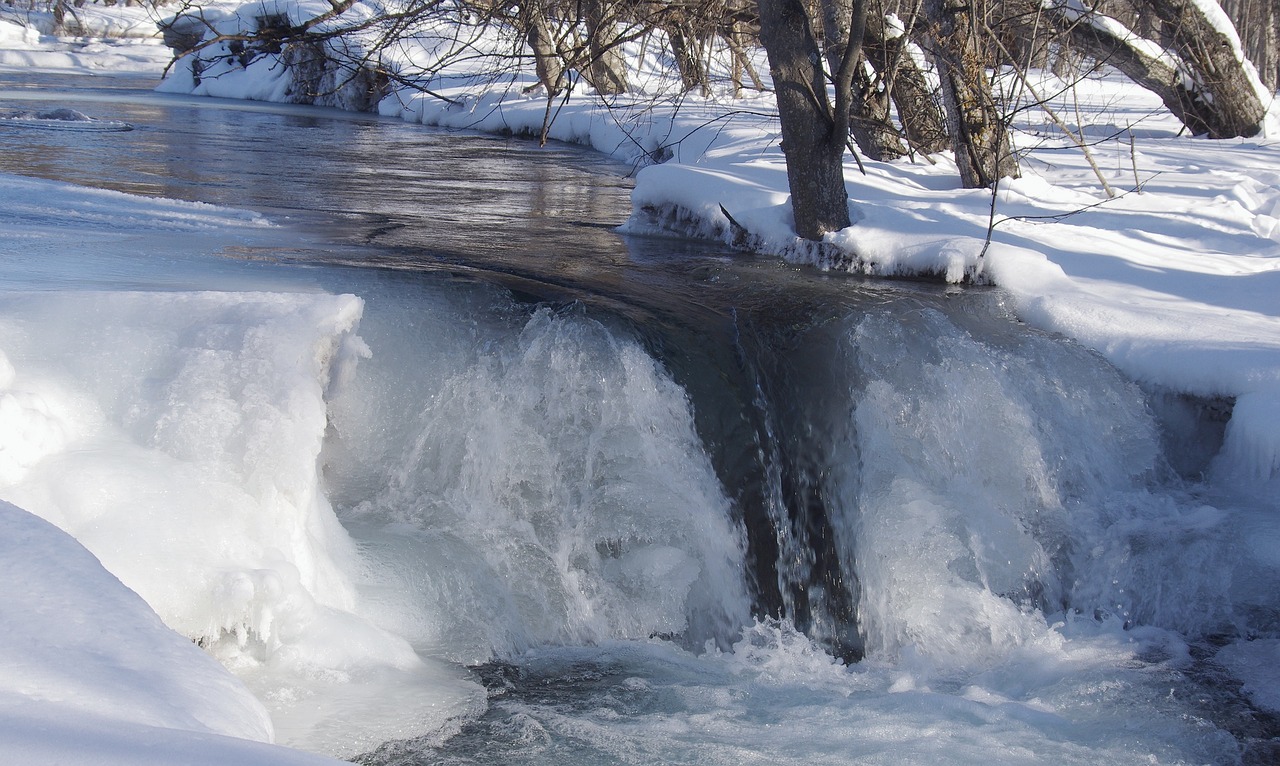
top-left (323, 277), bottom-right (751, 662)
top-left (645, 291), bottom-right (1266, 668)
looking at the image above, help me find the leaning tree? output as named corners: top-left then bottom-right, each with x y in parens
top-left (1042, 0), bottom-right (1273, 138)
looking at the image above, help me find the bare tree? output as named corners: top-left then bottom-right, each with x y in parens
top-left (755, 0), bottom-right (862, 239)
top-left (521, 2), bottom-right (569, 96)
top-left (583, 0), bottom-right (630, 93)
top-left (921, 0), bottom-right (1019, 187)
top-left (1220, 0), bottom-right (1278, 91)
top-left (860, 2), bottom-right (950, 158)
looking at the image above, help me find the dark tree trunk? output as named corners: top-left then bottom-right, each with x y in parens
top-left (822, 0), bottom-right (906, 160)
top-left (522, 5), bottom-right (566, 96)
top-left (1210, 0), bottom-right (1277, 89)
top-left (922, 0), bottom-right (1019, 188)
top-left (757, 0), bottom-right (852, 240)
top-left (666, 14), bottom-right (710, 95)
top-left (1145, 0), bottom-right (1269, 137)
top-left (883, 40), bottom-right (952, 154)
top-left (52, 0), bottom-right (68, 34)
top-left (850, 62), bottom-right (906, 161)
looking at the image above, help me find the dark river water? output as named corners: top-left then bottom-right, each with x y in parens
top-left (2, 70), bottom-right (1276, 766)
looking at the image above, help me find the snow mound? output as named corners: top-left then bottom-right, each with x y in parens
top-left (0, 498), bottom-right (344, 765)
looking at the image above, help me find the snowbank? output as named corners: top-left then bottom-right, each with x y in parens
top-left (0, 499), bottom-right (345, 766)
top-left (0, 10), bottom-right (170, 72)
top-left (0, 173), bottom-right (488, 760)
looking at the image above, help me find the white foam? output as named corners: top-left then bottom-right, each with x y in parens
top-left (328, 291), bottom-right (752, 662)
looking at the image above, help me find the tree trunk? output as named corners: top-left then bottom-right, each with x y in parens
top-left (884, 39), bottom-right (952, 154)
top-left (822, 0), bottom-right (906, 160)
top-left (757, 0), bottom-right (852, 240)
top-left (583, 0), bottom-right (628, 95)
top-left (666, 13), bottom-right (710, 95)
top-left (922, 0), bottom-right (1019, 187)
top-left (51, 0), bottom-right (68, 35)
top-left (863, 8), bottom-right (951, 155)
top-left (725, 19), bottom-right (766, 95)
top-left (1045, 0), bottom-right (1270, 138)
top-left (1145, 0), bottom-right (1270, 137)
top-left (522, 4), bottom-right (566, 96)
top-left (850, 62), bottom-right (906, 161)
top-left (1211, 0), bottom-right (1277, 89)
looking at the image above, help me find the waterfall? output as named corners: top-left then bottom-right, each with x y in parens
top-left (323, 280), bottom-right (752, 662)
top-left (2, 269), bottom-right (1271, 764)
top-left (666, 295), bottom-right (1262, 664)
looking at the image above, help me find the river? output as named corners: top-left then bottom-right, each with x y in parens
top-left (1, 72), bottom-right (1277, 765)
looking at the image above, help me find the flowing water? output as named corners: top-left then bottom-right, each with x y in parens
top-left (1, 72), bottom-right (1278, 765)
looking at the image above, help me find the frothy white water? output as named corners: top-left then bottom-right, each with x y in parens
top-left (0, 277), bottom-right (753, 757)
top-left (325, 281), bottom-right (752, 663)
top-left (838, 308), bottom-right (1271, 669)
top-left (412, 620), bottom-right (1242, 766)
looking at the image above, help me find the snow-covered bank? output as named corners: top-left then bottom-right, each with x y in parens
top-left (0, 11), bottom-right (170, 73)
top-left (0, 172), bottom-right (487, 759)
top-left (0, 499), bottom-right (347, 765)
top-left (443, 81), bottom-right (1280, 486)
top-left (391, 82), bottom-right (1280, 483)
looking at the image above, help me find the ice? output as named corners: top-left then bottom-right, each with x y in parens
top-left (1215, 639), bottom-right (1280, 713)
top-left (0, 499), bottom-right (348, 765)
top-left (0, 287), bottom-right (486, 758)
top-left (0, 107), bottom-right (134, 131)
top-left (1218, 392), bottom-right (1280, 480)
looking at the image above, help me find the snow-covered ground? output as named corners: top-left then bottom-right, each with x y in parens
top-left (2, 3), bottom-right (1279, 764)
top-left (0, 5), bottom-right (171, 71)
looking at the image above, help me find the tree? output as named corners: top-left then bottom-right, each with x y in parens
top-left (583, 0), bottom-right (630, 94)
top-left (1043, 0), bottom-right (1272, 138)
top-left (861, 5), bottom-right (951, 158)
top-left (921, 0), bottom-right (1019, 187)
top-left (520, 2), bottom-right (569, 97)
top-left (1220, 0), bottom-right (1278, 91)
top-left (754, 0), bottom-right (862, 240)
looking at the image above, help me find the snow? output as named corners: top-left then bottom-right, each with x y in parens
top-left (0, 173), bottom-right (486, 759)
top-left (1, 4), bottom-right (1279, 763)
top-left (0, 499), bottom-right (345, 765)
top-left (0, 11), bottom-right (171, 73)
